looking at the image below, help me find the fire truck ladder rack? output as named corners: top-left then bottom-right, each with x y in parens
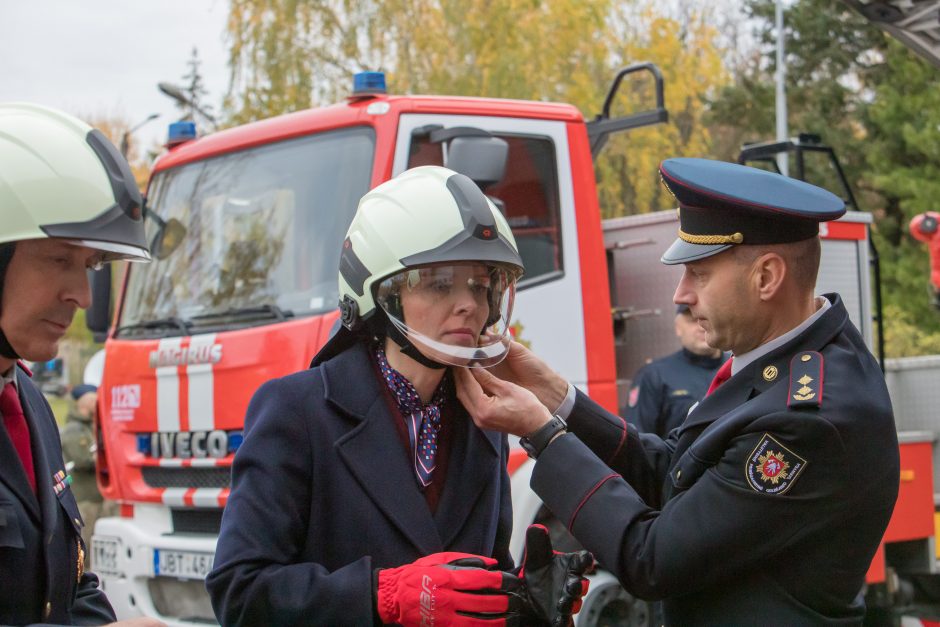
top-left (586, 62), bottom-right (669, 159)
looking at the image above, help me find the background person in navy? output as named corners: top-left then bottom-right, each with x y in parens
top-left (623, 304), bottom-right (727, 437)
top-left (207, 166), bottom-right (590, 627)
top-left (0, 103), bottom-right (163, 626)
top-left (457, 158), bottom-right (899, 625)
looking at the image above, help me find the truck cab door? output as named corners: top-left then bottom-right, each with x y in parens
top-left (392, 114), bottom-right (591, 389)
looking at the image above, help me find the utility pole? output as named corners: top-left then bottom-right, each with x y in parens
top-left (775, 0), bottom-right (789, 176)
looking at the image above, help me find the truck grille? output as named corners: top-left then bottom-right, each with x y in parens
top-left (172, 509), bottom-right (224, 535)
top-left (141, 466), bottom-right (231, 489)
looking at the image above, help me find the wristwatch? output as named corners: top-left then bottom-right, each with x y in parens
top-left (519, 415), bottom-right (567, 459)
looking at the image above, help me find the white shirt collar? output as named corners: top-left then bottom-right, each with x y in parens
top-left (731, 296), bottom-right (831, 376)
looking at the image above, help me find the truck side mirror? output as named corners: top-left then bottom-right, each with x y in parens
top-left (151, 218), bottom-right (187, 260)
top-left (86, 264), bottom-right (112, 343)
top-left (445, 135), bottom-right (509, 190)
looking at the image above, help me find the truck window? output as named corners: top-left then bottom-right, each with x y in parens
top-left (120, 126), bottom-right (375, 336)
top-left (408, 134), bottom-right (562, 283)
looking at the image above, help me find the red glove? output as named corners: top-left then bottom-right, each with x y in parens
top-left (376, 552), bottom-right (524, 626)
top-left (517, 525), bottom-right (593, 627)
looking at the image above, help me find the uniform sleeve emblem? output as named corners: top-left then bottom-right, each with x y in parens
top-left (745, 434), bottom-right (808, 495)
top-left (628, 386), bottom-right (639, 408)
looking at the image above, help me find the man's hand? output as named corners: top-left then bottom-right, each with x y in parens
top-left (517, 525), bottom-right (593, 627)
top-left (489, 341), bottom-right (569, 413)
top-left (376, 552), bottom-right (524, 626)
top-left (455, 365), bottom-right (553, 438)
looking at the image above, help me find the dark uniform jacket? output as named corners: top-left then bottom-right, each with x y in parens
top-left (624, 348), bottom-right (727, 437)
top-left (207, 342), bottom-right (514, 626)
top-left (531, 294), bottom-right (899, 625)
top-left (0, 365), bottom-right (115, 626)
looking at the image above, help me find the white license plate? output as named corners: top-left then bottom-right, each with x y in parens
top-left (92, 536), bottom-right (121, 577)
top-left (154, 549), bottom-right (215, 580)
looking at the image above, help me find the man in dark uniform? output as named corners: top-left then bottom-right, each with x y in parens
top-left (623, 304), bottom-right (727, 437)
top-left (457, 158), bottom-right (899, 625)
top-left (0, 103), bottom-right (164, 626)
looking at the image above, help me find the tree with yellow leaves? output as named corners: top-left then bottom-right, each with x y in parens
top-left (224, 0), bottom-right (729, 215)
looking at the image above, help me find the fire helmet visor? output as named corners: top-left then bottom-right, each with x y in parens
top-left (375, 262), bottom-right (520, 368)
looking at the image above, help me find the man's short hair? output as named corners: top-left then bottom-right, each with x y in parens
top-left (732, 237), bottom-right (822, 290)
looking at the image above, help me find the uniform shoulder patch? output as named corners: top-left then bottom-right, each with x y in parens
top-left (745, 434), bottom-right (808, 495)
top-left (788, 351), bottom-right (824, 409)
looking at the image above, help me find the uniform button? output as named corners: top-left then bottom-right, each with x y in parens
top-left (74, 518), bottom-right (81, 526)
top-left (676, 469), bottom-right (682, 480)
top-left (801, 354), bottom-right (811, 362)
top-left (43, 601), bottom-right (51, 619)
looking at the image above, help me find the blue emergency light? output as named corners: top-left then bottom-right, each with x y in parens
top-left (352, 71), bottom-right (387, 97)
top-left (166, 121), bottom-right (197, 147)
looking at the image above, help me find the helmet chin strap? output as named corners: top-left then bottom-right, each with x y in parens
top-left (385, 319), bottom-right (448, 370)
top-left (0, 330), bottom-right (18, 360)
top-left (0, 244), bottom-right (17, 360)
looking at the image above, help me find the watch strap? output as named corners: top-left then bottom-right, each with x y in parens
top-left (520, 415), bottom-right (567, 459)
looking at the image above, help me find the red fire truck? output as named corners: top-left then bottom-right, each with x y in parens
top-left (86, 69), bottom-right (934, 625)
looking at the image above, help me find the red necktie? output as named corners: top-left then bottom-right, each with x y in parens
top-left (1, 382), bottom-right (36, 493)
top-left (706, 358), bottom-right (734, 396)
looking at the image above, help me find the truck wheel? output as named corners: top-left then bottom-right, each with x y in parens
top-left (576, 569), bottom-right (651, 627)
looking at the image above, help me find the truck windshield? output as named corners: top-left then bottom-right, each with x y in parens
top-left (120, 126), bottom-right (375, 337)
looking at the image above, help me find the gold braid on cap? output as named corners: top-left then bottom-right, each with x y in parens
top-left (678, 229), bottom-right (744, 245)
top-left (665, 179), bottom-right (745, 245)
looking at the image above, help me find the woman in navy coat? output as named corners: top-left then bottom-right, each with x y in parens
top-left (207, 167), bottom-right (529, 626)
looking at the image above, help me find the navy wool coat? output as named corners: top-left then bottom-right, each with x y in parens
top-left (207, 342), bottom-right (513, 626)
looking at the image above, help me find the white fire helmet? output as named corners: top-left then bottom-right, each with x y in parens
top-left (337, 166), bottom-right (524, 368)
top-left (0, 103), bottom-right (150, 261)
top-left (0, 103), bottom-right (151, 359)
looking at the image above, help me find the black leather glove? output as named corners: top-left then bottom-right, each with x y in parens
top-left (517, 524), bottom-right (594, 627)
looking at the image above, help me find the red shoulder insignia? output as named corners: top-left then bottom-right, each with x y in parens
top-left (788, 351), bottom-right (823, 409)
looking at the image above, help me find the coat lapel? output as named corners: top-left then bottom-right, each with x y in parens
top-left (0, 380), bottom-right (40, 520)
top-left (21, 383), bottom-right (72, 602)
top-left (18, 380), bottom-right (62, 543)
top-left (325, 344), bottom-right (442, 556)
top-left (679, 375), bottom-right (755, 434)
top-left (433, 407), bottom-right (500, 547)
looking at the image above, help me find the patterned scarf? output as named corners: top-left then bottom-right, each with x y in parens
top-left (374, 344), bottom-right (448, 487)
